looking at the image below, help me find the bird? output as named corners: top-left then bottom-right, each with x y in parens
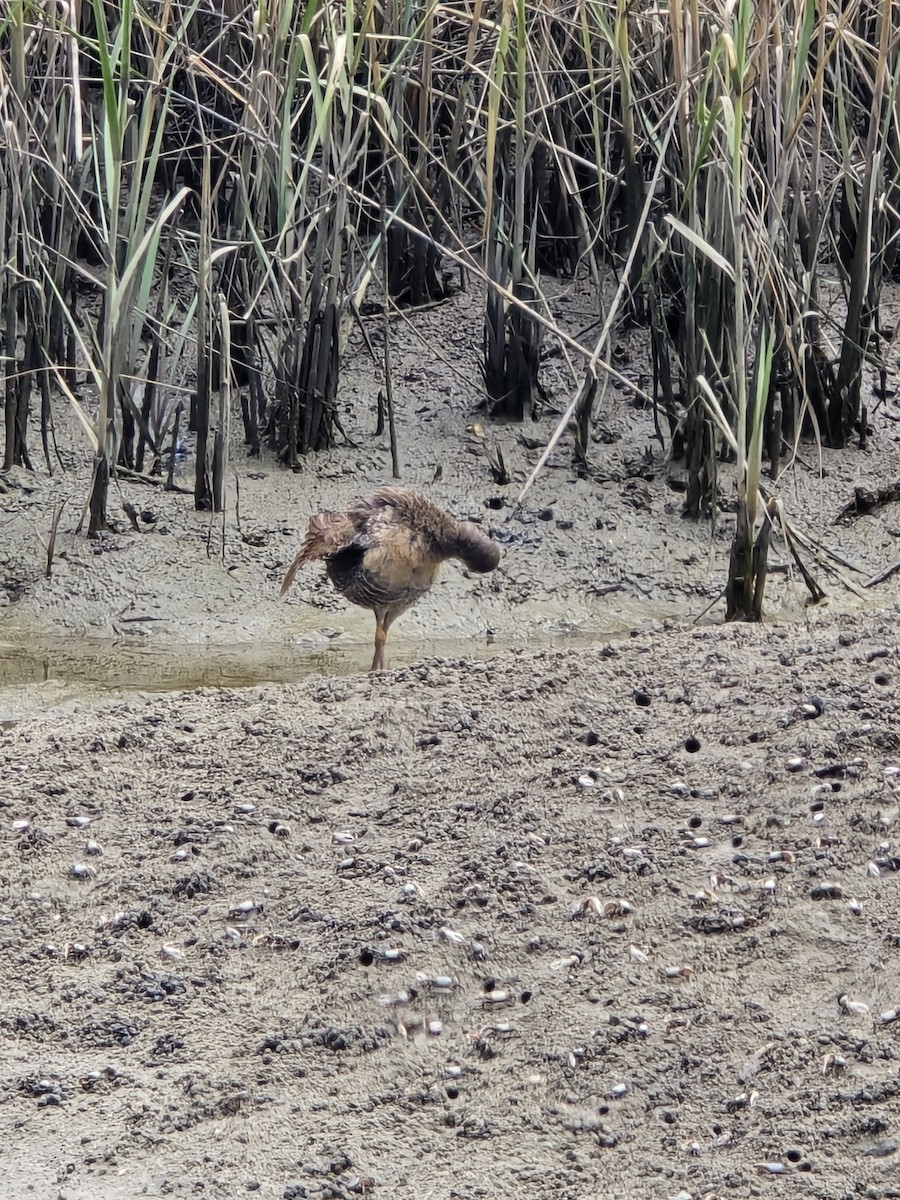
top-left (280, 487), bottom-right (501, 671)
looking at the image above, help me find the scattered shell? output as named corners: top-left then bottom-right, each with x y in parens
top-left (269, 821), bottom-right (291, 839)
top-left (810, 882), bottom-right (843, 900)
top-left (867, 861), bottom-right (881, 877)
top-left (682, 837), bottom-right (710, 849)
top-left (426, 1020), bottom-right (443, 1037)
top-left (802, 698), bottom-right (825, 719)
top-left (839, 993), bottom-right (869, 1017)
top-left (550, 953), bottom-right (583, 971)
top-left (170, 847), bottom-right (190, 862)
top-left (785, 757), bottom-right (806, 773)
top-left (234, 803), bottom-right (256, 815)
top-left (629, 944), bottom-right (650, 964)
top-left (755, 1163), bottom-right (787, 1176)
top-left (822, 1052), bottom-right (847, 1076)
top-left (846, 897), bottom-right (863, 915)
top-left (378, 990), bottom-right (415, 1008)
top-left (228, 900), bottom-right (258, 919)
top-left (332, 830), bottom-right (355, 844)
top-left (62, 942), bottom-right (90, 960)
top-left (717, 815), bottom-right (742, 826)
top-left (576, 774), bottom-right (597, 790)
top-left (768, 850), bottom-right (795, 863)
top-left (606, 1082), bottom-right (628, 1099)
top-left (379, 947), bottom-right (407, 963)
top-left (440, 926), bottom-right (467, 946)
top-left (524, 1072), bottom-right (545, 1086)
top-left (84, 840), bottom-right (103, 856)
top-left (572, 896), bottom-right (632, 919)
top-left (66, 816), bottom-right (92, 828)
top-left (160, 943), bottom-right (184, 961)
top-left (661, 965), bottom-right (694, 980)
top-left (482, 989), bottom-right (512, 1006)
top-left (11, 819), bottom-right (30, 833)
top-left (69, 862), bottom-right (97, 880)
top-left (880, 1009), bottom-right (900, 1025)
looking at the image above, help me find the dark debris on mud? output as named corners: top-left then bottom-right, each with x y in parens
top-left (2, 615), bottom-right (900, 1198)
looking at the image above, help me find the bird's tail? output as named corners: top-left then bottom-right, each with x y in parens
top-left (280, 512), bottom-right (350, 596)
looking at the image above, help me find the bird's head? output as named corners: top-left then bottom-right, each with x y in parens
top-left (455, 522), bottom-right (502, 573)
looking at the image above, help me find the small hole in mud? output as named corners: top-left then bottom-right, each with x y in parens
top-left (358, 949), bottom-right (374, 967)
top-left (688, 815), bottom-right (702, 829)
top-left (581, 730), bottom-right (600, 746)
top-left (474, 895), bottom-right (488, 908)
top-left (810, 800), bottom-right (825, 812)
top-left (684, 737), bottom-right (701, 753)
top-left (520, 990), bottom-right (532, 1004)
top-left (797, 1162), bottom-right (812, 1172)
top-left (748, 731), bottom-right (760, 743)
top-left (832, 782), bottom-right (842, 793)
top-left (732, 835), bottom-right (744, 848)
top-left (454, 898), bottom-right (466, 909)
top-left (598, 1104), bottom-right (609, 1116)
top-left (874, 672), bottom-right (891, 686)
top-left (482, 978), bottom-right (497, 993)
top-left (446, 1086), bottom-right (459, 1099)
top-left (634, 690), bottom-right (652, 707)
top-left (786, 1149), bottom-right (802, 1163)
top-left (485, 497), bottom-right (505, 510)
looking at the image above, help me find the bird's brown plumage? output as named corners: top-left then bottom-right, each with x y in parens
top-left (280, 487), bottom-right (501, 670)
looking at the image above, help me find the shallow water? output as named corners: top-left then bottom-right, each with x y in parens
top-left (0, 624), bottom-right (624, 723)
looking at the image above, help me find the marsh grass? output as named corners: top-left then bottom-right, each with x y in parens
top-left (1, 0), bottom-right (896, 613)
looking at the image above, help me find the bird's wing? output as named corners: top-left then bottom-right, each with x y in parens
top-left (279, 511), bottom-right (363, 596)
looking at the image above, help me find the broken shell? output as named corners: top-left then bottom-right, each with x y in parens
top-left (880, 1009), bottom-right (900, 1024)
top-left (426, 1020), bottom-right (443, 1036)
top-left (70, 862), bottom-right (97, 880)
top-left (785, 757), bottom-right (806, 772)
top-left (822, 1052), bottom-right (847, 1076)
top-left (170, 847), bottom-right (189, 862)
top-left (440, 926), bottom-right (467, 946)
top-left (629, 945), bottom-right (650, 964)
top-left (332, 830), bottom-right (355, 844)
top-left (444, 1063), bottom-right (463, 1079)
top-left (84, 840), bottom-right (103, 856)
top-left (839, 994), bottom-right (869, 1017)
top-left (377, 990), bottom-right (414, 1007)
top-left (576, 774), bottom-right (597, 790)
top-left (11, 819), bottom-right (31, 833)
top-left (269, 821), bottom-right (291, 839)
top-left (380, 947), bottom-right (407, 963)
top-left (160, 943), bottom-right (184, 961)
top-left (661, 965), bottom-right (694, 980)
top-left (755, 1163), bottom-right (787, 1176)
top-left (682, 837), bottom-right (710, 849)
top-left (846, 897), bottom-right (863, 915)
top-left (810, 882), bottom-right (843, 900)
top-left (66, 816), bottom-right (92, 828)
top-left (234, 803), bottom-right (256, 815)
top-left (757, 877), bottom-right (777, 892)
top-left (550, 953), bottom-right (583, 971)
top-left (62, 942), bottom-right (90, 960)
top-left (866, 861), bottom-right (881, 877)
top-left (768, 850), bottom-right (795, 863)
top-left (717, 814), bottom-right (742, 826)
top-left (606, 1082), bottom-right (628, 1099)
top-left (228, 900), bottom-right (258, 919)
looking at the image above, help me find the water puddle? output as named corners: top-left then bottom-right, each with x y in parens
top-left (0, 623), bottom-right (624, 723)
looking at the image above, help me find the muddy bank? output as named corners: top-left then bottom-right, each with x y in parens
top-left (2, 285), bottom-right (900, 705)
top-left (1, 614), bottom-right (900, 1198)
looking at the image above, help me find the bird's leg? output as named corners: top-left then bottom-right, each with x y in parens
top-left (371, 609), bottom-right (387, 672)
